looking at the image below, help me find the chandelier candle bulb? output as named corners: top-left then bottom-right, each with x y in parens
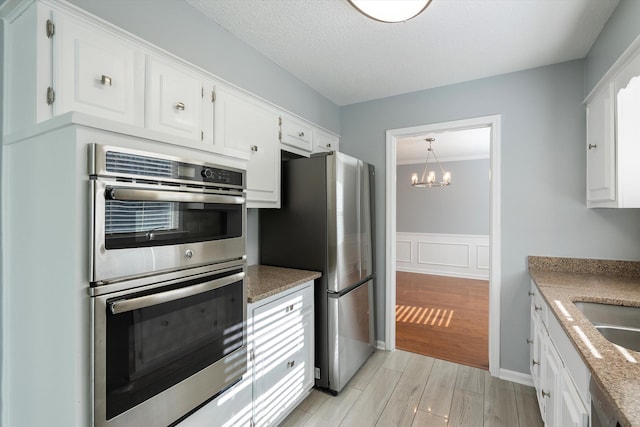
top-left (411, 173), bottom-right (419, 185)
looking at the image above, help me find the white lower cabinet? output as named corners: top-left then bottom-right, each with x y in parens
top-left (178, 281), bottom-right (314, 427)
top-left (529, 281), bottom-right (589, 427)
top-left (251, 282), bottom-right (315, 426)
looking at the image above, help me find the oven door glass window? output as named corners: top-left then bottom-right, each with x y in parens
top-left (104, 198), bottom-right (242, 250)
top-left (105, 271), bottom-right (244, 420)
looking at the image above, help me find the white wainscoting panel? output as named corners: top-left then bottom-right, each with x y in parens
top-left (396, 232), bottom-right (489, 279)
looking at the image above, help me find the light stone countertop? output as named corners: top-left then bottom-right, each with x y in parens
top-left (528, 256), bottom-right (640, 427)
top-left (246, 265), bottom-right (321, 303)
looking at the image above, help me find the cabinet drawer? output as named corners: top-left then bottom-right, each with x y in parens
top-left (280, 116), bottom-right (313, 153)
top-left (145, 56), bottom-right (203, 141)
top-left (530, 282), bottom-right (548, 328)
top-left (55, 12), bottom-right (143, 126)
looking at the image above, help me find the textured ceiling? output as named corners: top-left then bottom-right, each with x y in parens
top-left (186, 0), bottom-right (619, 106)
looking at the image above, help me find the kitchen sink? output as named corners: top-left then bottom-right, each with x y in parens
top-left (573, 301), bottom-right (640, 352)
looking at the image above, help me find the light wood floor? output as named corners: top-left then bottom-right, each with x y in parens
top-left (280, 349), bottom-right (543, 427)
top-left (396, 272), bottom-right (489, 369)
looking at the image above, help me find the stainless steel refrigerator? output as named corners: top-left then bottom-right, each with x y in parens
top-left (260, 152), bottom-right (375, 394)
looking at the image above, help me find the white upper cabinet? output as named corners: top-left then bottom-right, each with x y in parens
top-left (586, 37), bottom-right (640, 208)
top-left (280, 114), bottom-right (314, 155)
top-left (313, 128), bottom-right (339, 154)
top-left (54, 10), bottom-right (144, 126)
top-left (214, 86), bottom-right (281, 208)
top-left (145, 56), bottom-right (203, 141)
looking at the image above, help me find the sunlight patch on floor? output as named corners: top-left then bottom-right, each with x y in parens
top-left (396, 305), bottom-right (454, 327)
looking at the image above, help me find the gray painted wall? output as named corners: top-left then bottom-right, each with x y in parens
top-left (67, 0), bottom-right (340, 134)
top-left (585, 0), bottom-right (640, 95)
top-left (340, 59), bottom-right (640, 374)
top-left (397, 159), bottom-right (490, 235)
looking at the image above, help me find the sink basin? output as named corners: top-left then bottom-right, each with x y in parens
top-left (573, 301), bottom-right (640, 352)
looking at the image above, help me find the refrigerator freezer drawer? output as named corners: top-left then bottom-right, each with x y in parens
top-left (327, 279), bottom-right (374, 393)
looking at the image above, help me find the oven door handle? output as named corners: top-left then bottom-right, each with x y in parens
top-left (109, 271), bottom-right (245, 314)
top-left (106, 187), bottom-right (245, 205)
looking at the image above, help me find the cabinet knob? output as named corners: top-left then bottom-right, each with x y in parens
top-left (100, 75), bottom-right (112, 86)
top-left (541, 390), bottom-right (551, 398)
top-left (175, 102), bottom-right (185, 111)
top-left (285, 304), bottom-right (295, 313)
top-left (251, 145), bottom-right (258, 152)
top-left (298, 131), bottom-right (305, 138)
top-left (528, 291), bottom-right (535, 296)
top-left (588, 144), bottom-right (597, 150)
top-left (326, 143), bottom-right (331, 148)
top-left (287, 360), bottom-right (295, 368)
top-left (532, 359), bottom-right (540, 366)
top-left (534, 305), bottom-right (542, 312)
top-left (527, 338), bottom-right (533, 344)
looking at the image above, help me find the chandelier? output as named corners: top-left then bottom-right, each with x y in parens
top-left (410, 138), bottom-right (451, 187)
top-left (348, 0), bottom-right (432, 23)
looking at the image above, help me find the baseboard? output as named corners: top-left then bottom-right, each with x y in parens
top-left (375, 340), bottom-right (387, 350)
top-left (498, 368), bottom-right (534, 387)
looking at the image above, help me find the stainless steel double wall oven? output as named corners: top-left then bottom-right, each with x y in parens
top-left (89, 144), bottom-right (247, 427)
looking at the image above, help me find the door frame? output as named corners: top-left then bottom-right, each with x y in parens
top-left (384, 114), bottom-right (501, 377)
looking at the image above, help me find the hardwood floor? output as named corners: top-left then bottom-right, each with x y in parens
top-left (281, 350), bottom-right (543, 427)
top-left (396, 272), bottom-right (489, 369)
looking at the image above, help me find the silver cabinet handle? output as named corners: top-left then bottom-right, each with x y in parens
top-left (100, 75), bottom-right (112, 86)
top-left (106, 186), bottom-right (245, 205)
top-left (527, 339), bottom-right (533, 344)
top-left (528, 291), bottom-right (535, 296)
top-left (326, 143), bottom-right (331, 148)
top-left (588, 144), bottom-right (597, 150)
top-left (532, 359), bottom-right (540, 366)
top-left (541, 390), bottom-right (551, 398)
top-left (109, 271), bottom-right (245, 314)
top-left (251, 145), bottom-right (258, 152)
top-left (534, 305), bottom-right (542, 312)
top-left (298, 131), bottom-right (305, 137)
top-left (287, 360), bottom-right (295, 368)
top-left (176, 102), bottom-right (185, 110)
top-left (285, 304), bottom-right (295, 313)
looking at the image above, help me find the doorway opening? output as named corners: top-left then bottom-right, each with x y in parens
top-left (385, 115), bottom-right (501, 377)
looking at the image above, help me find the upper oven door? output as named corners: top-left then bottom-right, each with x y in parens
top-left (91, 178), bottom-right (246, 284)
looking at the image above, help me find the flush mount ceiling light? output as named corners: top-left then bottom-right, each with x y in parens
top-left (411, 137), bottom-right (451, 187)
top-left (348, 0), bottom-right (432, 23)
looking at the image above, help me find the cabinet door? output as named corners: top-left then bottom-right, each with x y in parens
top-left (586, 84), bottom-right (616, 204)
top-left (558, 369), bottom-right (589, 427)
top-left (614, 53), bottom-right (640, 207)
top-left (541, 339), bottom-right (562, 427)
top-left (145, 56), bottom-right (203, 141)
top-left (252, 286), bottom-right (313, 427)
top-left (215, 87), bottom-right (280, 207)
top-left (314, 128), bottom-right (339, 153)
top-left (54, 12), bottom-right (143, 126)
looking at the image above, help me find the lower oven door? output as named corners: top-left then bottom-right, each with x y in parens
top-left (92, 266), bottom-right (247, 427)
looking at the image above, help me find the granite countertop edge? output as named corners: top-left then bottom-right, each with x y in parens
top-left (246, 264), bottom-right (321, 303)
top-left (528, 256), bottom-right (640, 427)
